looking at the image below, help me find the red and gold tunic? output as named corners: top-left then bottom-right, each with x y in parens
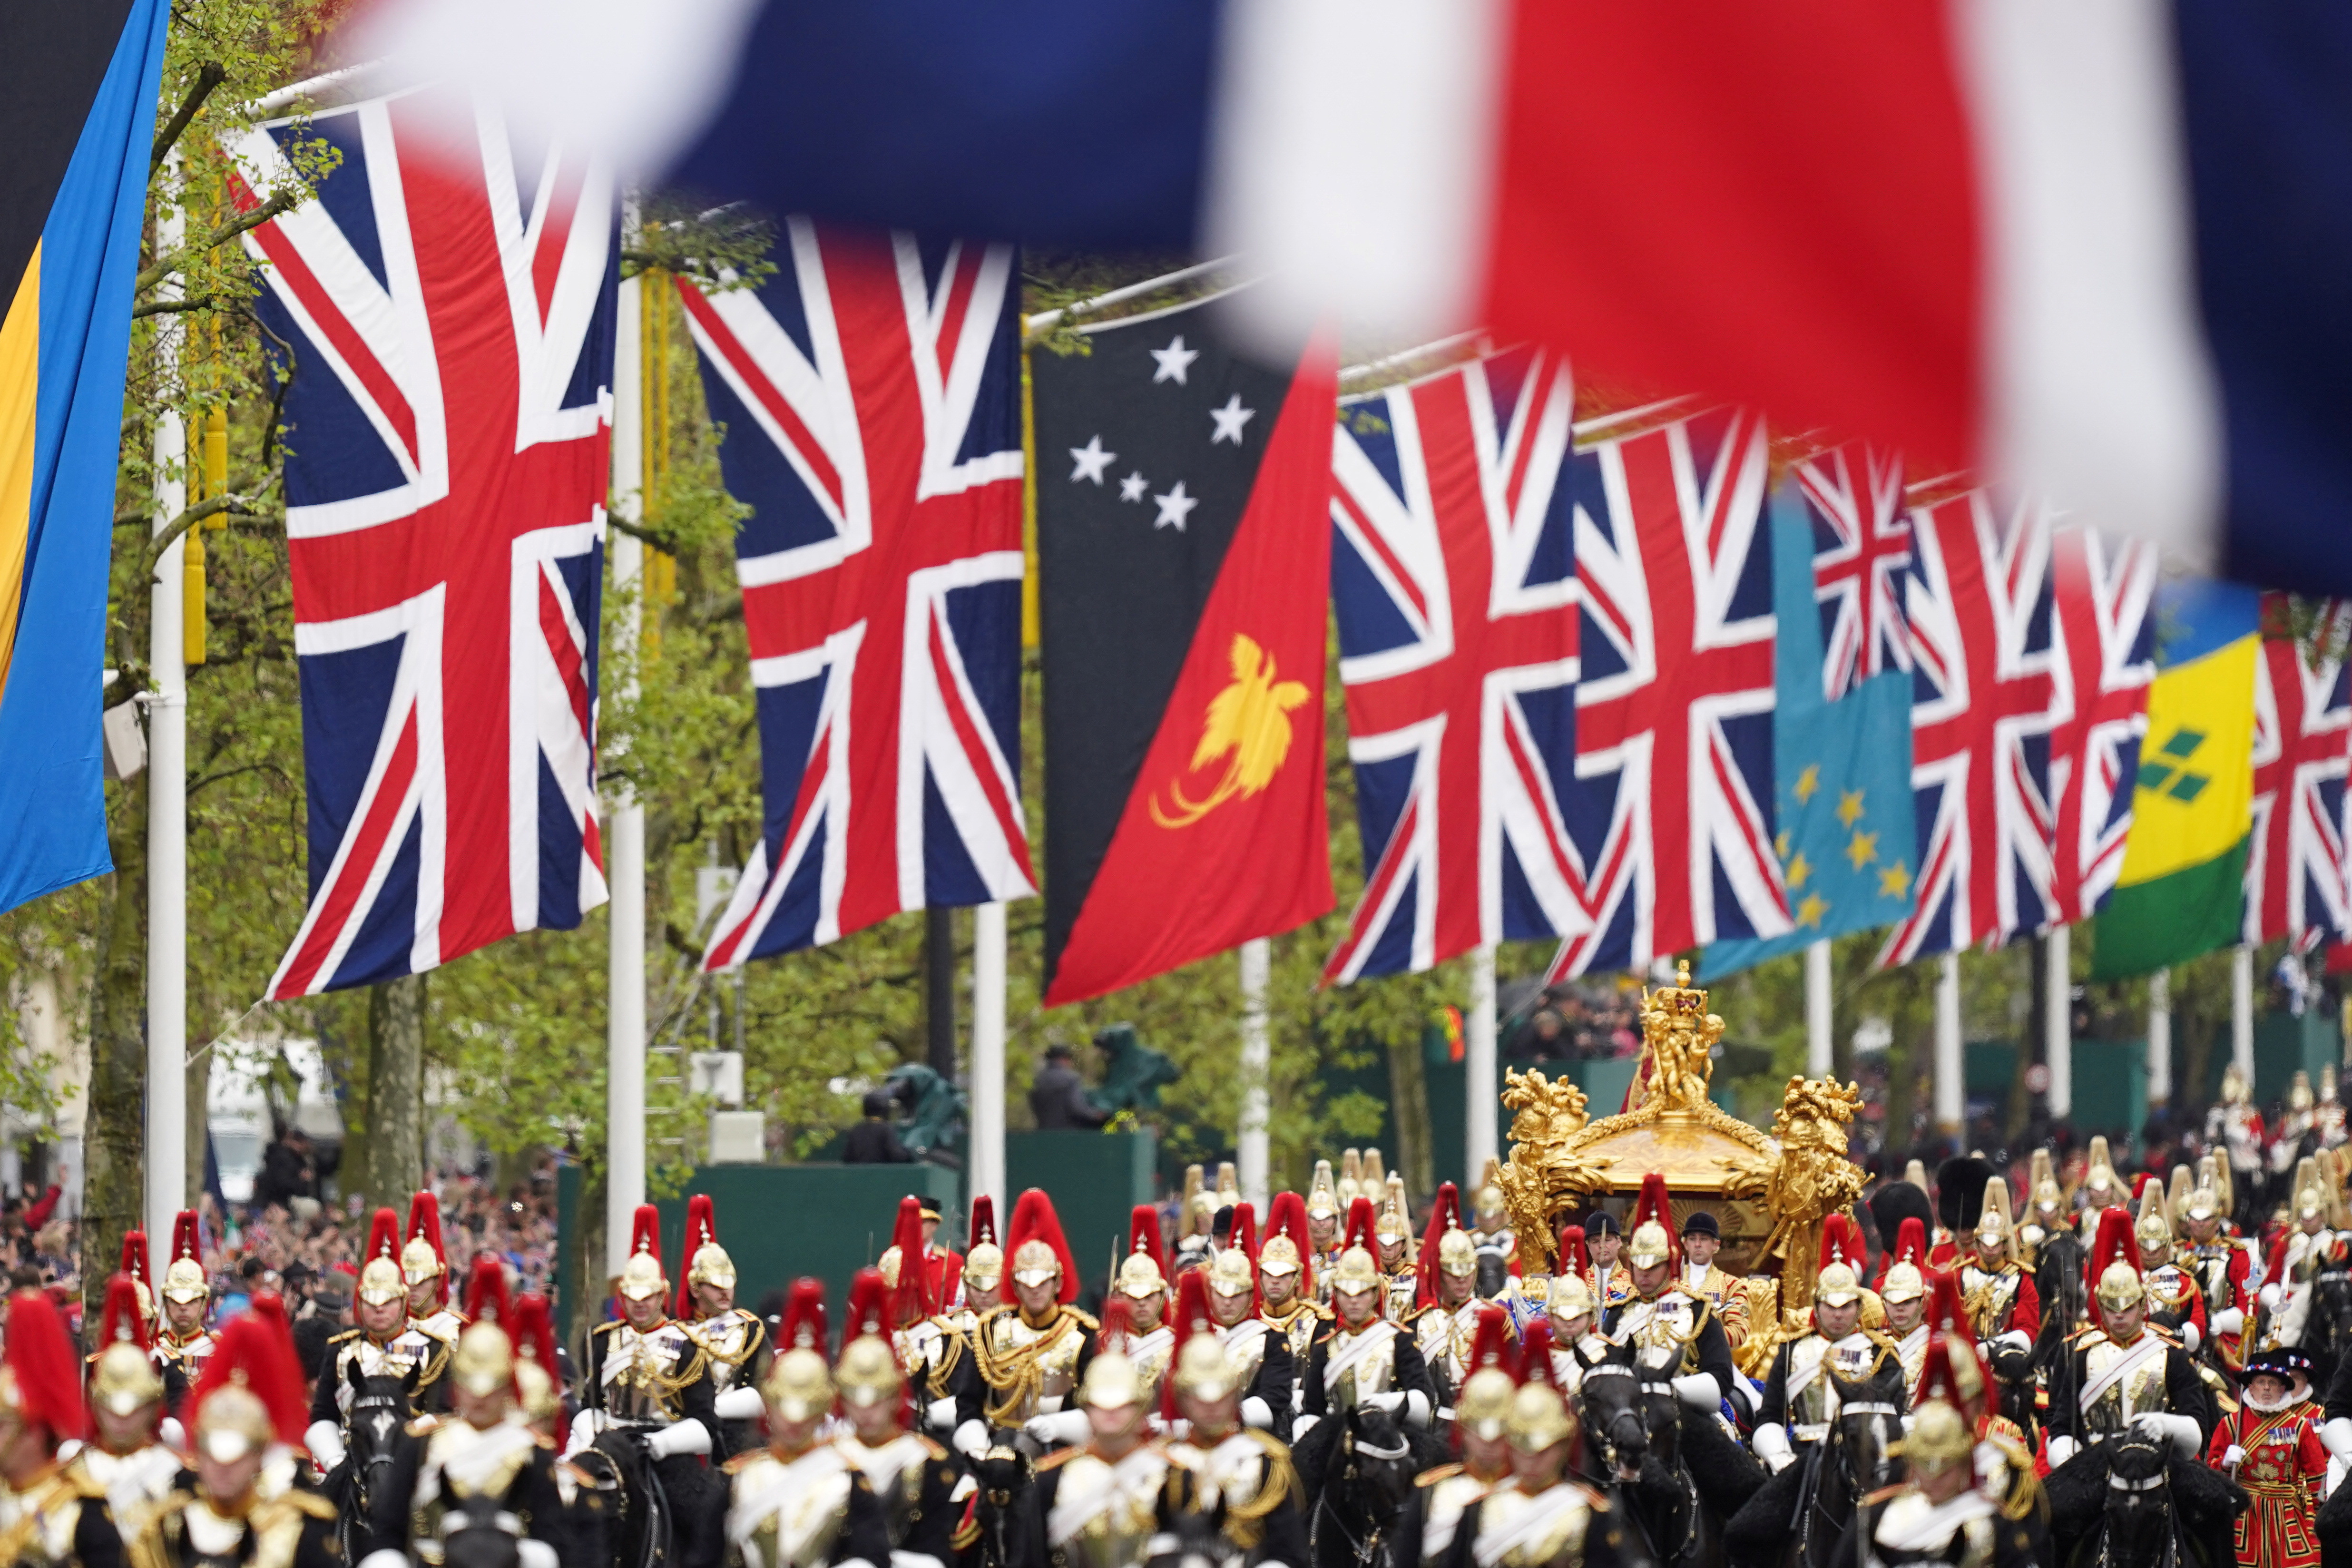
top-left (2206, 1401), bottom-right (2325, 1568)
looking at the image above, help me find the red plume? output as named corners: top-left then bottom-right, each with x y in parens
top-left (1231, 1202), bottom-right (1260, 1263)
top-left (846, 1268), bottom-right (891, 1342)
top-left (1878, 1217), bottom-right (1927, 1286)
top-left (1096, 1294), bottom-right (1135, 1356)
top-left (1128, 1204), bottom-right (1168, 1277)
top-left (628, 1205), bottom-right (662, 1264)
top-left (887, 1196), bottom-right (934, 1326)
top-left (778, 1278), bottom-right (829, 1353)
top-left (192, 1306), bottom-right (306, 1446)
top-left (462, 1253), bottom-right (511, 1327)
top-left (1006, 1189), bottom-right (1079, 1304)
top-left (1518, 1314), bottom-right (1558, 1392)
top-left (1818, 1213), bottom-right (1862, 1275)
top-left (969, 1195), bottom-right (998, 1249)
top-left (1162, 1270), bottom-right (1215, 1420)
top-left (169, 1210), bottom-right (202, 1269)
top-left (510, 1293), bottom-right (565, 1447)
top-left (1415, 1181), bottom-right (1464, 1310)
top-left (2087, 1205), bottom-right (2140, 1330)
top-left (1266, 1192), bottom-right (1314, 1298)
top-left (1342, 1196), bottom-right (1379, 1255)
top-left (120, 1233), bottom-right (154, 1294)
top-left (1923, 1268), bottom-right (1970, 1337)
top-left (1557, 1225), bottom-right (1591, 1278)
top-left (1466, 1302), bottom-right (1516, 1381)
top-left (1630, 1173), bottom-right (1682, 1274)
top-left (2, 1294), bottom-right (78, 1441)
top-left (675, 1195), bottom-right (720, 1318)
top-left (364, 1207), bottom-right (401, 1265)
top-left (1913, 1331), bottom-right (1989, 1425)
top-left (97, 1274), bottom-right (151, 1355)
top-left (405, 1191), bottom-right (449, 1304)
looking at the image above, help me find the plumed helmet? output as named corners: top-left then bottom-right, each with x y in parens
top-left (1546, 1271), bottom-right (1595, 1322)
top-left (0, 1292), bottom-right (82, 1442)
top-left (1974, 1178), bottom-right (2017, 1261)
top-left (2081, 1138), bottom-right (2121, 1208)
top-left (1918, 1274), bottom-right (1989, 1421)
top-left (1555, 1224), bottom-right (1590, 1280)
top-left (1307, 1160), bottom-right (1340, 1220)
top-left (837, 1269), bottom-right (903, 1409)
top-left (2222, 1061), bottom-right (2249, 1103)
top-left (359, 1208), bottom-right (405, 1306)
top-left (1907, 1397), bottom-right (1972, 1469)
top-left (1880, 1216), bottom-right (1928, 1305)
top-left (119, 1232), bottom-right (156, 1325)
top-left (885, 1197), bottom-right (934, 1327)
top-left (402, 1191), bottom-right (450, 1298)
top-left (2134, 1185), bottom-right (2175, 1258)
top-left (1207, 1245), bottom-right (1256, 1306)
top-left (1079, 1349), bottom-right (1143, 1412)
top-left (189, 1306), bottom-right (306, 1461)
top-left (679, 1195), bottom-right (736, 1319)
top-left (510, 1294), bottom-right (563, 1444)
top-left (1332, 1197), bottom-right (1383, 1301)
top-left (1517, 1316), bottom-right (1558, 1395)
top-left (1338, 1149), bottom-right (1364, 1205)
top-left (1375, 1177), bottom-right (1411, 1246)
top-left (1006, 1190), bottom-right (1078, 1302)
top-left (1215, 1163), bottom-right (1241, 1206)
top-left (1473, 1156), bottom-right (1507, 1225)
top-left (617, 1205), bottom-right (666, 1302)
top-left (1168, 1272), bottom-right (1235, 1406)
top-left (2292, 1069), bottom-right (2315, 1111)
top-left (462, 1253), bottom-right (511, 1328)
top-left (1415, 1182), bottom-right (1470, 1309)
top-left (762, 1345), bottom-right (834, 1424)
top-left (1118, 1205), bottom-right (1168, 1300)
top-left (1264, 1191), bottom-right (1313, 1295)
top-left (1506, 1381), bottom-right (1573, 1453)
top-left (2183, 1159), bottom-right (2224, 1224)
top-left (1814, 1214), bottom-right (1864, 1309)
top-left (2028, 1148), bottom-right (2066, 1222)
top-left (777, 1278), bottom-right (829, 1356)
top-left (163, 1210), bottom-right (207, 1305)
top-left (1456, 1303), bottom-right (1518, 1439)
top-left (2296, 1156), bottom-right (2331, 1221)
top-left (1625, 1174), bottom-right (1677, 1271)
top-left (89, 1274), bottom-right (162, 1418)
top-left (964, 1193), bottom-right (1004, 1289)
top-left (2089, 1205), bottom-right (2144, 1319)
top-left (452, 1320), bottom-right (518, 1401)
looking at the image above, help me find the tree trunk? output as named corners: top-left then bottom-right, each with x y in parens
top-left (363, 974), bottom-right (427, 1205)
top-left (565, 1168), bottom-right (607, 1354)
top-left (1387, 1030), bottom-right (1435, 1200)
top-left (82, 798), bottom-right (148, 1330)
top-left (186, 1042), bottom-right (212, 1211)
top-left (925, 905), bottom-right (956, 1078)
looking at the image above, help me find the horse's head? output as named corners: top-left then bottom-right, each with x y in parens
top-left (439, 1497), bottom-right (523, 1568)
top-left (1575, 1352), bottom-right (1649, 1483)
top-left (1145, 1505), bottom-right (1239, 1568)
top-left (1340, 1403), bottom-right (1421, 1523)
top-left (2104, 1427), bottom-right (2173, 1548)
top-left (344, 1371), bottom-right (411, 1479)
top-left (1827, 1359), bottom-right (1905, 1496)
top-left (1632, 1346), bottom-right (1686, 1468)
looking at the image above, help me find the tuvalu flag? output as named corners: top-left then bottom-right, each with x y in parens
top-left (2091, 580), bottom-right (2260, 979)
top-left (1034, 298), bottom-right (1336, 1005)
top-left (0, 1), bottom-right (169, 915)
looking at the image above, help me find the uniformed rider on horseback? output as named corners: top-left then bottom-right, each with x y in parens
top-left (1752, 1216), bottom-right (1894, 1475)
top-left (1601, 1175), bottom-right (1742, 1428)
top-left (1298, 1198), bottom-right (1438, 1438)
top-left (832, 1269), bottom-right (978, 1568)
top-left (952, 1190), bottom-right (1098, 1458)
top-left (74, 1273), bottom-right (184, 1539)
top-left (154, 1210), bottom-right (217, 1401)
top-left (1410, 1184), bottom-right (1492, 1414)
top-left (676, 1195), bottom-right (768, 1460)
top-left (306, 1208), bottom-right (452, 1540)
top-left (1397, 1306), bottom-right (1517, 1568)
top-left (2046, 1206), bottom-right (2214, 1470)
top-left (720, 1291), bottom-right (891, 1568)
top-left (1162, 1271), bottom-right (1309, 1568)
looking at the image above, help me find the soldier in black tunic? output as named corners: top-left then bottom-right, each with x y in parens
top-left (833, 1269), bottom-right (977, 1568)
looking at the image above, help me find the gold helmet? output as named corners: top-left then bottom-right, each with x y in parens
top-left (1331, 1245), bottom-right (1383, 1297)
top-left (401, 1236), bottom-right (442, 1288)
top-left (1457, 1367), bottom-right (1515, 1440)
top-left (90, 1342), bottom-right (163, 1419)
top-left (2222, 1061), bottom-right (2250, 1106)
top-left (1207, 1247), bottom-right (1255, 1302)
top-left (2183, 1160), bottom-right (2224, 1225)
top-left (515, 1359), bottom-right (558, 1425)
top-left (2295, 1156), bottom-right (2330, 1222)
top-left (1472, 1156), bottom-right (1507, 1229)
top-left (1258, 1234), bottom-right (1303, 1283)
top-left (1438, 1227), bottom-right (1478, 1279)
top-left (1815, 1216), bottom-right (1863, 1307)
top-left (686, 1199), bottom-right (736, 1296)
top-left (1338, 1149), bottom-right (1364, 1205)
top-left (194, 1383), bottom-right (274, 1465)
top-left (618, 1206), bottom-right (667, 1303)
top-left (2134, 1186), bottom-right (2174, 1260)
top-left (2028, 1148), bottom-right (2065, 1222)
top-left (1880, 1258), bottom-right (1926, 1306)
top-left (452, 1321), bottom-right (517, 1400)
top-left (876, 1246), bottom-right (903, 1289)
top-left (1306, 1161), bottom-right (1341, 1221)
top-left (1375, 1179), bottom-right (1411, 1248)
top-left (1185, 1164), bottom-right (1216, 1227)
top-left (1906, 1399), bottom-right (1972, 1469)
top-left (1117, 1250), bottom-right (1167, 1300)
top-left (2096, 1260), bottom-right (2145, 1313)
top-left (2292, 1070), bottom-right (2315, 1112)
top-left (1215, 1162), bottom-right (1241, 1209)
top-left (836, 1337), bottom-right (902, 1408)
top-left (762, 1347), bottom-right (834, 1423)
top-left (963, 1239), bottom-right (1004, 1290)
top-left (1974, 1177), bottom-right (2016, 1262)
top-left (2207, 1149), bottom-right (2237, 1225)
top-left (163, 1210), bottom-right (208, 1306)
top-left (1172, 1333), bottom-right (1239, 1402)
top-left (1625, 1219), bottom-right (1672, 1269)
top-left (1506, 1381), bottom-right (1574, 1452)
top-left (358, 1208), bottom-right (405, 1307)
top-left (1009, 1239), bottom-right (1062, 1289)
top-left (2081, 1137), bottom-right (2120, 1210)
top-left (1547, 1271), bottom-right (1594, 1323)
top-left (1903, 1159), bottom-right (1930, 1196)
top-left (401, 1191), bottom-right (449, 1289)
top-left (1078, 1350), bottom-right (1142, 1411)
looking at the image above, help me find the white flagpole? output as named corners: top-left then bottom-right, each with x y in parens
top-left (1804, 939), bottom-right (1833, 1077)
top-left (1466, 943), bottom-right (1498, 1178)
top-left (605, 206), bottom-right (647, 1273)
top-left (1934, 952), bottom-right (1964, 1133)
top-left (2232, 944), bottom-right (2255, 1080)
top-left (970, 902), bottom-right (1008, 1221)
top-left (1237, 938), bottom-right (1271, 1210)
top-left (146, 149), bottom-right (188, 1250)
top-left (2147, 968), bottom-right (2173, 1105)
top-left (2045, 926), bottom-right (2072, 1119)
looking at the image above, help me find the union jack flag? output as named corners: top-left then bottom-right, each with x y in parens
top-left (682, 222), bottom-right (1031, 968)
top-left (1878, 490), bottom-right (2059, 966)
top-left (238, 95), bottom-right (617, 998)
top-left (2245, 596), bottom-right (2352, 949)
top-left (1796, 444), bottom-right (1911, 702)
top-left (1323, 347), bottom-right (1585, 982)
top-left (1547, 404), bottom-right (1788, 980)
top-left (2047, 529), bottom-right (2156, 924)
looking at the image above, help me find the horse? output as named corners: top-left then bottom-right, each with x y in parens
top-left (2294, 1254), bottom-right (2352, 1391)
top-left (1984, 1334), bottom-right (2042, 1454)
top-left (333, 1368), bottom-right (414, 1567)
top-left (2045, 1427), bottom-right (2244, 1568)
top-left (439, 1494), bottom-right (527, 1568)
top-left (1578, 1342), bottom-right (1762, 1568)
top-left (1724, 1353), bottom-right (1903, 1568)
top-left (1292, 1401), bottom-right (1448, 1568)
top-left (1145, 1499), bottom-right (1244, 1568)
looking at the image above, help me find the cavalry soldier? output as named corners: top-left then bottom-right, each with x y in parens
top-left (1259, 1193), bottom-right (1328, 1376)
top-left (1543, 1274), bottom-right (1611, 1396)
top-left (2079, 1137), bottom-right (2127, 1221)
top-left (0, 1292), bottom-right (122, 1568)
top-left (834, 1270), bottom-right (977, 1568)
top-left (1109, 1206), bottom-right (1175, 1404)
top-left (2046, 1206), bottom-right (2213, 1469)
top-left (1877, 1221), bottom-right (1929, 1396)
top-left (907, 1197), bottom-right (1000, 1434)
top-left (1174, 1165), bottom-right (1217, 1275)
top-left (1306, 1162), bottom-right (1344, 1293)
top-left (1021, 1352), bottom-right (1167, 1568)
top-left (2262, 1156), bottom-right (2343, 1347)
top-left (1601, 1176), bottom-right (1741, 1422)
top-left (574, 1205), bottom-right (723, 1568)
top-left (2018, 1149), bottom-right (2063, 1265)
top-left (1162, 1280), bottom-right (1308, 1568)
top-left (142, 1312), bottom-right (338, 1568)
top-left (402, 1191), bottom-right (464, 1346)
top-left (1848, 1351), bottom-right (2041, 1568)
top-left (74, 1274), bottom-right (182, 1539)
top-left (2321, 1066), bottom-right (2350, 1151)
top-left (2136, 1184), bottom-right (2210, 1352)
top-left (721, 1294), bottom-right (891, 1568)
top-left (2181, 1159), bottom-right (2252, 1370)
top-left (1379, 1179), bottom-right (1421, 1317)
top-left (117, 1232), bottom-right (160, 1343)
top-left (155, 1209), bottom-right (216, 1396)
top-left (2210, 1347), bottom-right (2324, 1568)
top-left (1918, 1273), bottom-right (2038, 1511)
top-left (1470, 1158), bottom-right (1517, 1268)
top-left (952, 1189), bottom-right (1096, 1456)
top-left (1201, 1242), bottom-right (1293, 1432)
top-left (1676, 1210), bottom-right (1747, 1350)
top-left (370, 1256), bottom-right (564, 1568)
top-left (1752, 1217), bottom-right (1897, 1475)
top-left (1580, 1213), bottom-right (1632, 1317)
top-left (1957, 1178), bottom-right (2041, 1349)
top-left (914, 1194), bottom-right (963, 1306)
top-left (1411, 1185), bottom-right (1490, 1408)
top-left (1299, 1201), bottom-right (1437, 1435)
top-left (677, 1193), bottom-right (767, 1458)
top-left (1398, 1307), bottom-right (1516, 1568)
top-left (306, 1209), bottom-right (452, 1483)
top-left (1442, 1366), bottom-right (1630, 1568)
top-left (2212, 1066), bottom-right (2266, 1218)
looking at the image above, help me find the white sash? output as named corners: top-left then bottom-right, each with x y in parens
top-left (2080, 1334), bottom-right (2166, 1412)
top-left (437, 1420), bottom-right (540, 1500)
top-left (729, 1445), bottom-right (855, 1562)
top-left (1784, 1333), bottom-right (1862, 1407)
top-left (843, 1433), bottom-right (926, 1499)
top-left (1872, 1489), bottom-right (1995, 1553)
top-left (1323, 1323), bottom-right (1397, 1390)
top-left (1047, 1448), bottom-right (1171, 1547)
top-left (1471, 1485), bottom-right (1588, 1568)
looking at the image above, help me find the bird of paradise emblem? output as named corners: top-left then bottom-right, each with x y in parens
top-left (1150, 634), bottom-right (1312, 829)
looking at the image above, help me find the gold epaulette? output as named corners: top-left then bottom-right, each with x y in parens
top-left (1033, 1447), bottom-right (1082, 1473)
top-left (1860, 1482), bottom-right (1908, 1508)
top-left (916, 1435), bottom-right (950, 1461)
top-left (405, 1414), bottom-right (442, 1438)
top-left (328, 1328), bottom-right (362, 1345)
top-left (722, 1450), bottom-right (760, 1475)
top-left (1414, 1462), bottom-right (1465, 1489)
top-left (1068, 1307), bottom-right (1100, 1331)
top-left (272, 1490), bottom-right (338, 1523)
top-left (590, 1321), bottom-right (625, 1340)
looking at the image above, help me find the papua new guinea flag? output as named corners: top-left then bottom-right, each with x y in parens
top-left (0, 0), bottom-right (168, 915)
top-left (1035, 300), bottom-right (1336, 1005)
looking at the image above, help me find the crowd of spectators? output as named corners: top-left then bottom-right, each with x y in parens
top-left (1505, 979), bottom-right (1647, 1063)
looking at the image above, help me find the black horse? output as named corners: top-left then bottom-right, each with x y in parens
top-left (2297, 1257), bottom-right (2352, 1392)
top-left (330, 1369), bottom-right (415, 1567)
top-left (2045, 1428), bottom-right (2243, 1568)
top-left (1724, 1356), bottom-right (1904, 1568)
top-left (1146, 1501), bottom-right (1244, 1568)
top-left (2038, 1232), bottom-right (2088, 1346)
top-left (1293, 1402), bottom-right (1449, 1568)
top-left (1985, 1335), bottom-right (2042, 1456)
top-left (1578, 1343), bottom-right (1763, 1568)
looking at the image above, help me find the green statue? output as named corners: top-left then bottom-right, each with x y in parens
top-left (1089, 1024), bottom-right (1180, 1116)
top-left (884, 1063), bottom-right (966, 1153)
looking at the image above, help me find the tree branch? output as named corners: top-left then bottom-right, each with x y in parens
top-left (137, 188), bottom-right (300, 296)
top-left (151, 63), bottom-right (227, 175)
top-left (132, 294), bottom-right (237, 319)
top-left (142, 472), bottom-right (282, 576)
top-left (607, 511), bottom-right (696, 557)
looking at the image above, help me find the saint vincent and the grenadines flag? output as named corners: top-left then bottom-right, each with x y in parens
top-left (2091, 580), bottom-right (2261, 979)
top-left (1034, 299), bottom-right (1337, 1005)
top-left (0, 0), bottom-right (169, 916)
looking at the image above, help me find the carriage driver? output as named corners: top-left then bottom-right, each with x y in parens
top-left (2045, 1207), bottom-right (2214, 1469)
top-left (1601, 1176), bottom-right (1743, 1424)
top-left (1753, 1216), bottom-right (1897, 1474)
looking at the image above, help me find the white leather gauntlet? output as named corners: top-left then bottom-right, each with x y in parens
top-left (1671, 1373), bottom-right (1722, 1413)
top-left (2211, 1308), bottom-right (2245, 1337)
top-left (1752, 1423), bottom-right (1793, 1473)
top-left (645, 1419), bottom-right (712, 1460)
top-left (714, 1386), bottom-right (764, 1421)
top-left (304, 1421), bottom-right (347, 1471)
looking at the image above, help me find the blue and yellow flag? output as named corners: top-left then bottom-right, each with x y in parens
top-left (1702, 489), bottom-right (1916, 979)
top-left (0, 2), bottom-right (168, 913)
top-left (2090, 581), bottom-right (2260, 979)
